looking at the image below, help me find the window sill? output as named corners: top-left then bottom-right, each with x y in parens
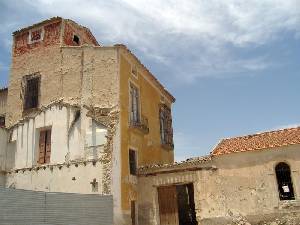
top-left (129, 123), bottom-right (149, 135)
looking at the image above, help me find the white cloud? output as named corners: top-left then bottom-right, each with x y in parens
top-left (1, 0), bottom-right (299, 83)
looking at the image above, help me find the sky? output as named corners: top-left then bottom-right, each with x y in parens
top-left (0, 0), bottom-right (299, 161)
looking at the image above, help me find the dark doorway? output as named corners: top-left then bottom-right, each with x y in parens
top-left (275, 162), bottom-right (295, 200)
top-left (176, 184), bottom-right (198, 225)
top-left (157, 184), bottom-right (197, 225)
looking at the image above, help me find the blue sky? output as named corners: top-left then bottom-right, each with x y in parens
top-left (0, 0), bottom-right (299, 161)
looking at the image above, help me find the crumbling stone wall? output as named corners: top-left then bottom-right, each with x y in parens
top-left (137, 145), bottom-right (300, 225)
top-left (63, 20), bottom-right (99, 46)
top-left (7, 18), bottom-right (118, 128)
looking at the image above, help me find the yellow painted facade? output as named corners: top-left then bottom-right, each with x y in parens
top-left (119, 50), bottom-right (175, 211)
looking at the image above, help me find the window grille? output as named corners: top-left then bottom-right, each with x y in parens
top-left (24, 77), bottom-right (40, 110)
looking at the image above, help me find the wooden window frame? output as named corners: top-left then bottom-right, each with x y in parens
top-left (23, 75), bottom-right (40, 111)
top-left (28, 27), bottom-right (45, 44)
top-left (38, 128), bottom-right (52, 164)
top-left (129, 82), bottom-right (141, 126)
top-left (159, 104), bottom-right (174, 149)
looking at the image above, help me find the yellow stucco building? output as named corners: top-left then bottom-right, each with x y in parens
top-left (118, 46), bottom-right (175, 218)
top-left (0, 17), bottom-right (175, 225)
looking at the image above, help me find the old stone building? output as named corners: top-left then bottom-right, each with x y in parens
top-left (0, 17), bottom-right (299, 225)
top-left (0, 17), bottom-right (175, 225)
top-left (138, 127), bottom-right (300, 225)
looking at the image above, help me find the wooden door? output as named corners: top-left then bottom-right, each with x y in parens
top-left (38, 130), bottom-right (46, 164)
top-left (158, 186), bottom-right (179, 225)
top-left (38, 129), bottom-right (51, 164)
top-left (45, 130), bottom-right (51, 163)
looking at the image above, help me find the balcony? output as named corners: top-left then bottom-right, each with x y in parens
top-left (129, 115), bottom-right (149, 134)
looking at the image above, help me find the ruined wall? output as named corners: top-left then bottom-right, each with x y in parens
top-left (6, 18), bottom-right (116, 127)
top-left (0, 89), bottom-right (7, 116)
top-left (7, 22), bottom-right (63, 126)
top-left (138, 145), bottom-right (300, 225)
top-left (63, 20), bottom-right (99, 46)
top-left (119, 50), bottom-right (174, 218)
top-left (196, 144), bottom-right (300, 225)
top-left (81, 46), bottom-right (119, 108)
top-left (138, 170), bottom-right (202, 225)
top-left (3, 104), bottom-right (110, 194)
top-left (9, 105), bottom-right (107, 168)
top-left (5, 161), bottom-right (105, 194)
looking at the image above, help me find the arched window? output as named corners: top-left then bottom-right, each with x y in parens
top-left (275, 162), bottom-right (295, 200)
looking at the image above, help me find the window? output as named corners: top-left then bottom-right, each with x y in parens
top-left (29, 27), bottom-right (44, 44)
top-left (129, 149), bottom-right (137, 175)
top-left (130, 83), bottom-right (140, 125)
top-left (275, 162), bottom-right (295, 200)
top-left (73, 35), bottom-right (80, 45)
top-left (159, 104), bottom-right (174, 148)
top-left (0, 116), bottom-right (5, 127)
top-left (131, 200), bottom-right (136, 225)
top-left (38, 129), bottom-right (51, 164)
top-left (24, 76), bottom-right (40, 110)
top-left (85, 119), bottom-right (107, 147)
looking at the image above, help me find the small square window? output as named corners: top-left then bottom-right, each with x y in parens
top-left (28, 27), bottom-right (44, 44)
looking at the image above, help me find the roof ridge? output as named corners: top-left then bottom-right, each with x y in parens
top-left (13, 17), bottom-right (62, 35)
top-left (212, 125), bottom-right (300, 156)
top-left (222, 126), bottom-right (300, 141)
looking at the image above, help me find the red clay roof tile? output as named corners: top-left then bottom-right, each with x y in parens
top-left (212, 126), bottom-right (300, 156)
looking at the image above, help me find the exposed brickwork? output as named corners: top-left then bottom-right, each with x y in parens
top-left (63, 20), bottom-right (99, 46)
top-left (14, 21), bottom-right (61, 56)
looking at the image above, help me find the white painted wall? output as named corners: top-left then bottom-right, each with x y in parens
top-left (5, 162), bottom-right (105, 194)
top-left (0, 104), bottom-right (110, 194)
top-left (8, 105), bottom-right (107, 169)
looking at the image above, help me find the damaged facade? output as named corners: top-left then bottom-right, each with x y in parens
top-left (1, 17), bottom-right (299, 225)
top-left (138, 127), bottom-right (300, 225)
top-left (0, 17), bottom-right (175, 225)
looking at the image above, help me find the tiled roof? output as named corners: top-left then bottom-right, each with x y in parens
top-left (212, 126), bottom-right (300, 156)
